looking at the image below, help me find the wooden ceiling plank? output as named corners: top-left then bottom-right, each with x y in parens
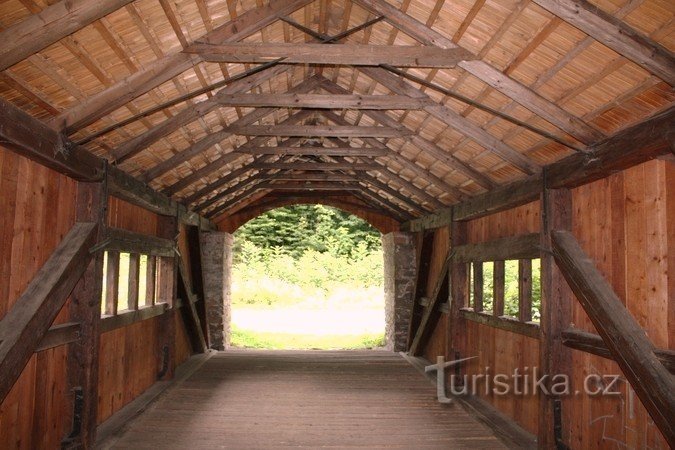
top-left (49, 0), bottom-right (314, 132)
top-left (353, 0), bottom-right (605, 144)
top-left (532, 0), bottom-right (675, 86)
top-left (356, 66), bottom-right (542, 176)
top-left (141, 77), bottom-right (323, 182)
top-left (187, 43), bottom-right (475, 67)
top-left (257, 182), bottom-right (363, 191)
top-left (0, 0), bottom-right (135, 72)
top-left (111, 63), bottom-right (290, 163)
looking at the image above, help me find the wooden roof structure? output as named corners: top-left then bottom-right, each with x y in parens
top-left (1, 0), bottom-right (673, 225)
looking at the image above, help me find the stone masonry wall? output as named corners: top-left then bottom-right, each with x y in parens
top-left (382, 232), bottom-right (416, 352)
top-left (199, 231), bottom-right (233, 350)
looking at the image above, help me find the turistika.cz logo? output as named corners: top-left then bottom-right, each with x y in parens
top-left (425, 356), bottom-right (622, 404)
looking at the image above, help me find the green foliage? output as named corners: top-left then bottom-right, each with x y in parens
top-left (234, 205), bottom-right (381, 259)
top-left (471, 259), bottom-right (541, 321)
top-left (230, 325), bottom-right (385, 350)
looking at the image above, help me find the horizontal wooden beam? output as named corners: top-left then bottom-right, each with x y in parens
top-left (229, 125), bottom-right (409, 138)
top-left (257, 182), bottom-right (362, 191)
top-left (103, 227), bottom-right (176, 257)
top-left (452, 233), bottom-right (540, 263)
top-left (49, 0), bottom-right (313, 132)
top-left (251, 162), bottom-right (380, 171)
top-left (562, 328), bottom-right (675, 375)
top-left (187, 43), bottom-right (474, 67)
top-left (36, 322), bottom-right (82, 352)
top-left (0, 222), bottom-right (97, 404)
top-left (404, 106), bottom-right (674, 230)
top-left (532, 0), bottom-right (675, 86)
top-left (214, 93), bottom-right (430, 109)
top-left (0, 0), bottom-right (134, 72)
top-left (461, 309), bottom-right (540, 339)
top-left (552, 230), bottom-right (675, 445)
top-left (100, 303), bottom-right (168, 333)
top-left (0, 97), bottom-right (103, 181)
top-left (268, 173), bottom-right (358, 182)
top-left (241, 146), bottom-right (388, 157)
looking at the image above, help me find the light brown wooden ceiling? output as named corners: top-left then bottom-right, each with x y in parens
top-left (0, 0), bottom-right (673, 221)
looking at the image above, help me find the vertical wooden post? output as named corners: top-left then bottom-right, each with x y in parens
top-left (447, 216), bottom-right (468, 373)
top-left (145, 255), bottom-right (156, 306)
top-left (63, 179), bottom-right (107, 448)
top-left (538, 182), bottom-right (573, 449)
top-left (518, 259), bottom-right (532, 322)
top-left (104, 251), bottom-right (119, 316)
top-left (493, 261), bottom-right (505, 316)
top-left (472, 261), bottom-right (483, 312)
top-left (156, 213), bottom-right (178, 381)
top-left (127, 254), bottom-right (140, 311)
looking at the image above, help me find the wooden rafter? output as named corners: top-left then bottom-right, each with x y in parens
top-left (405, 105), bottom-right (675, 230)
top-left (532, 0), bottom-right (675, 86)
top-left (0, 223), bottom-right (98, 404)
top-left (49, 0), bottom-right (314, 132)
top-left (188, 43), bottom-right (475, 67)
top-left (318, 77), bottom-right (497, 189)
top-left (0, 0), bottom-right (135, 72)
top-left (353, 0), bottom-right (605, 144)
top-left (251, 162), bottom-right (380, 171)
top-left (256, 182), bottom-right (363, 191)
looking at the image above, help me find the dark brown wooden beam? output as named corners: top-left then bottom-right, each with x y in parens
top-left (100, 304), bottom-right (168, 333)
top-left (408, 232), bottom-right (434, 348)
top-left (460, 309), bottom-right (540, 339)
top-left (562, 329), bottom-right (675, 374)
top-left (405, 106), bottom-right (674, 231)
top-left (241, 146), bottom-right (388, 157)
top-left (452, 233), bottom-right (540, 263)
top-left (409, 255), bottom-right (451, 356)
top-left (252, 162), bottom-right (380, 171)
top-left (0, 222), bottom-right (97, 404)
top-left (176, 257), bottom-right (207, 354)
top-left (49, 0), bottom-right (314, 132)
top-left (269, 173), bottom-right (358, 182)
top-left (104, 227), bottom-right (176, 257)
top-left (354, 0), bottom-right (605, 144)
top-left (230, 125), bottom-right (410, 138)
top-left (552, 230), bottom-right (675, 445)
top-left (187, 43), bottom-right (474, 67)
top-left (0, 97), bottom-right (103, 181)
top-left (36, 322), bottom-right (82, 352)
top-left (211, 93), bottom-right (431, 109)
top-left (532, 0), bottom-right (675, 86)
top-left (257, 182), bottom-right (362, 191)
top-left (0, 0), bottom-right (135, 72)
top-left (538, 187), bottom-right (574, 448)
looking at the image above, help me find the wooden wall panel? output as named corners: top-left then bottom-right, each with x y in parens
top-left (568, 159), bottom-right (672, 448)
top-left (424, 226), bottom-right (450, 298)
top-left (107, 197), bottom-right (160, 236)
top-left (467, 201), bottom-right (540, 244)
top-left (97, 317), bottom-right (160, 424)
top-left (0, 149), bottom-right (77, 449)
top-left (422, 315), bottom-right (448, 362)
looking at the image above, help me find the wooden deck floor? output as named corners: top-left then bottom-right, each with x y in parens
top-left (102, 350), bottom-right (507, 449)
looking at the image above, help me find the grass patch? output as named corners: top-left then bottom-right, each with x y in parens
top-left (231, 325), bottom-right (385, 350)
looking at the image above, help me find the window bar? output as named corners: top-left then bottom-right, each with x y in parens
top-left (519, 259), bottom-right (533, 322)
top-left (127, 253), bottom-right (140, 311)
top-left (493, 260), bottom-right (505, 316)
top-left (146, 255), bottom-right (156, 306)
top-left (105, 251), bottom-right (120, 316)
top-left (473, 261), bottom-right (483, 312)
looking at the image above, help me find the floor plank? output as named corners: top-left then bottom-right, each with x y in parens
top-left (103, 350), bottom-right (506, 449)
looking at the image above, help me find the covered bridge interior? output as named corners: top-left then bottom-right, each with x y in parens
top-left (0, 0), bottom-right (673, 448)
